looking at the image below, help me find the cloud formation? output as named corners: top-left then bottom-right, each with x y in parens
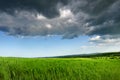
top-left (0, 0), bottom-right (120, 39)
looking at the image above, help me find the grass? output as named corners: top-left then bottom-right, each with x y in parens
top-left (0, 57), bottom-right (120, 80)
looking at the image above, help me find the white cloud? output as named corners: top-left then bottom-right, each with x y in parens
top-left (59, 8), bottom-right (74, 18)
top-left (45, 24), bottom-right (52, 29)
top-left (90, 35), bottom-right (101, 41)
top-left (89, 35), bottom-right (120, 47)
top-left (36, 14), bottom-right (46, 20)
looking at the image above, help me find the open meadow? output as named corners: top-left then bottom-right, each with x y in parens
top-left (0, 57), bottom-right (120, 80)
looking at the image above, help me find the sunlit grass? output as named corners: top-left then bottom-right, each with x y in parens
top-left (0, 57), bottom-right (120, 80)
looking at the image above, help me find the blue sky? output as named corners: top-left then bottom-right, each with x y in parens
top-left (0, 31), bottom-right (120, 57)
top-left (0, 32), bottom-right (89, 57)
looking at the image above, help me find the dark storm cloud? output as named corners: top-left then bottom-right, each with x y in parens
top-left (0, 0), bottom-right (120, 39)
top-left (0, 0), bottom-right (68, 18)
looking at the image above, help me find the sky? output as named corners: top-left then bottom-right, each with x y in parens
top-left (0, 0), bottom-right (120, 57)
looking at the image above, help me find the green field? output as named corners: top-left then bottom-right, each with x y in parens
top-left (0, 57), bottom-right (120, 80)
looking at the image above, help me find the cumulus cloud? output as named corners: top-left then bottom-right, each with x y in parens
top-left (89, 35), bottom-right (120, 47)
top-left (0, 0), bottom-right (120, 39)
top-left (90, 35), bottom-right (101, 41)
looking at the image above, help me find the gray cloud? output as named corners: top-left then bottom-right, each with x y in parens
top-left (0, 0), bottom-right (120, 39)
top-left (0, 0), bottom-right (68, 18)
top-left (89, 35), bottom-right (120, 47)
